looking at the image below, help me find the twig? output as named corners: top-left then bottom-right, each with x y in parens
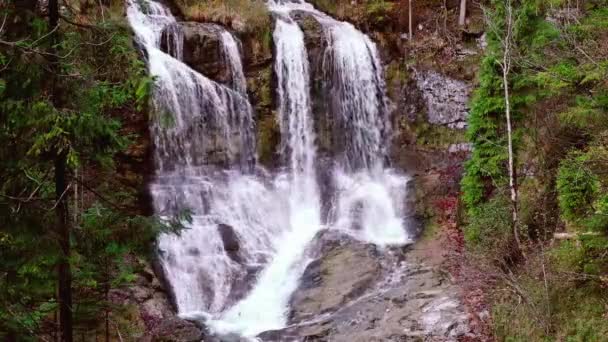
top-left (71, 176), bottom-right (140, 215)
top-left (111, 320), bottom-right (124, 342)
top-left (59, 14), bottom-right (106, 31)
top-left (49, 182), bottom-right (72, 210)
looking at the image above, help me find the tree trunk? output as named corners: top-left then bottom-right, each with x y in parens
top-left (501, 0), bottom-right (523, 254)
top-left (48, 0), bottom-right (74, 340)
top-left (408, 0), bottom-right (413, 39)
top-left (55, 154), bottom-right (73, 342)
top-left (459, 0), bottom-right (467, 26)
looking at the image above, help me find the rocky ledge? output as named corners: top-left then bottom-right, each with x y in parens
top-left (258, 231), bottom-right (471, 342)
top-left (108, 258), bottom-right (205, 341)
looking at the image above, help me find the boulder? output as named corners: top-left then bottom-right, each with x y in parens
top-left (289, 234), bottom-right (381, 322)
top-left (258, 231), bottom-right (471, 341)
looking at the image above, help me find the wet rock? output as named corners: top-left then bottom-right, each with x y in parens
top-left (104, 257), bottom-right (204, 341)
top-left (289, 236), bottom-right (381, 322)
top-left (160, 22), bottom-right (231, 84)
top-left (293, 12), bottom-right (334, 157)
top-left (218, 223), bottom-right (241, 262)
top-left (414, 70), bottom-right (472, 129)
top-left (264, 234), bottom-right (471, 342)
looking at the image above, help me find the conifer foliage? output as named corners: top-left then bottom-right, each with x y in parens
top-left (0, 1), bottom-right (181, 339)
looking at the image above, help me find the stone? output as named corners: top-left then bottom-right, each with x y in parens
top-left (414, 70), bottom-right (472, 129)
top-left (448, 143), bottom-right (472, 154)
top-left (142, 292), bottom-right (172, 321)
top-left (218, 223), bottom-right (241, 262)
top-left (160, 22), bottom-right (231, 85)
top-left (149, 316), bottom-right (204, 342)
top-left (289, 236), bottom-right (381, 322)
top-left (131, 284), bottom-right (154, 303)
top-left (258, 231), bottom-right (472, 341)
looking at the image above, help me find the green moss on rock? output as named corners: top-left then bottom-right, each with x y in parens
top-left (257, 111), bottom-right (280, 166)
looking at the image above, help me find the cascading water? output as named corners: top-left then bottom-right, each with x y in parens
top-left (127, 0), bottom-right (281, 316)
top-left (219, 31), bottom-right (248, 96)
top-left (128, 0), bottom-right (410, 338)
top-left (203, 15), bottom-right (323, 337)
top-left (269, 0), bottom-right (410, 246)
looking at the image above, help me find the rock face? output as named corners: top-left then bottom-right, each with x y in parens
top-left (293, 12), bottom-right (334, 157)
top-left (218, 223), bottom-right (241, 262)
top-left (108, 260), bottom-right (205, 341)
top-left (161, 22), bottom-right (232, 84)
top-left (143, 4), bottom-right (480, 342)
top-left (289, 234), bottom-right (381, 322)
top-left (258, 231), bottom-right (471, 341)
top-left (414, 70), bottom-right (472, 129)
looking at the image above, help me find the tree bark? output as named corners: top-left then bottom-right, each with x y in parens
top-left (55, 154), bottom-right (73, 342)
top-left (408, 0), bottom-right (413, 39)
top-left (459, 0), bottom-right (467, 26)
top-left (49, 0), bottom-right (73, 340)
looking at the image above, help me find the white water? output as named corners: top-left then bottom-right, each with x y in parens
top-left (219, 31), bottom-right (248, 95)
top-left (128, 0), bottom-right (410, 338)
top-left (127, 0), bottom-right (279, 316)
top-left (202, 16), bottom-right (323, 336)
top-left (269, 0), bottom-right (410, 247)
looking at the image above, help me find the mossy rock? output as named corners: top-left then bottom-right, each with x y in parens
top-left (257, 110), bottom-right (280, 167)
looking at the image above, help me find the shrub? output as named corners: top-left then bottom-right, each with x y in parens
top-left (465, 194), bottom-right (515, 255)
top-left (556, 151), bottom-right (599, 222)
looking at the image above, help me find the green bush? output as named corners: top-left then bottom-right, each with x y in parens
top-left (556, 151), bottom-right (600, 222)
top-left (465, 194), bottom-right (514, 253)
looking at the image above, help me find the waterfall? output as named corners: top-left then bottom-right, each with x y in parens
top-left (219, 31), bottom-right (248, 96)
top-left (128, 0), bottom-right (410, 338)
top-left (202, 16), bottom-right (323, 337)
top-left (127, 0), bottom-right (281, 315)
top-left (269, 0), bottom-right (410, 247)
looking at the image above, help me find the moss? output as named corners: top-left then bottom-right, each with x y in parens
top-left (256, 111), bottom-right (280, 166)
top-left (175, 0), bottom-right (271, 34)
top-left (385, 60), bottom-right (409, 86)
top-left (248, 67), bottom-right (272, 109)
top-left (419, 217), bottom-right (440, 242)
top-left (310, 0), bottom-right (339, 17)
top-left (413, 122), bottom-right (467, 149)
top-left (365, 0), bottom-right (395, 26)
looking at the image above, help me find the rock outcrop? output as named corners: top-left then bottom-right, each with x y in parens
top-left (414, 70), bottom-right (471, 129)
top-left (258, 231), bottom-right (471, 341)
top-left (108, 260), bottom-right (205, 341)
top-left (161, 22), bottom-right (232, 85)
top-left (293, 11), bottom-right (333, 157)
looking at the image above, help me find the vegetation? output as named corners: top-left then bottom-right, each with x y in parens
top-left (460, 0), bottom-right (608, 340)
top-left (175, 0), bottom-right (271, 34)
top-left (0, 1), bottom-right (185, 340)
top-left (2, 0), bottom-right (608, 340)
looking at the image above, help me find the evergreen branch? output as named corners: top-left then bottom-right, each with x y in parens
top-left (59, 14), bottom-right (107, 31)
top-left (71, 176), bottom-right (141, 215)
